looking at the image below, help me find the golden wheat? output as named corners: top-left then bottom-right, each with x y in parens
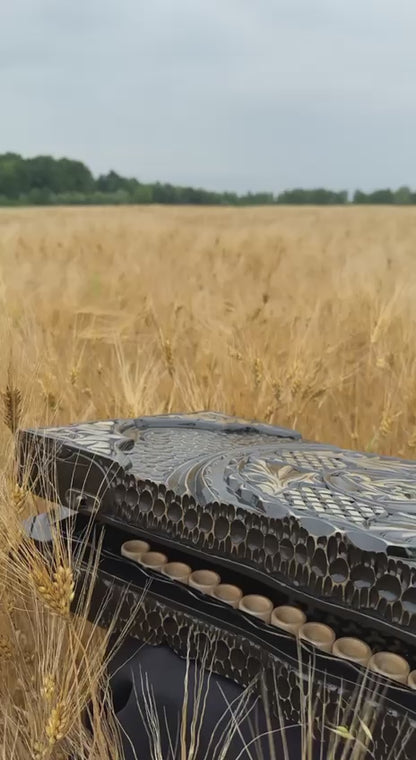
top-left (31, 563), bottom-right (75, 619)
top-left (2, 382), bottom-right (22, 435)
top-left (0, 204), bottom-right (415, 453)
top-left (0, 204), bottom-right (416, 758)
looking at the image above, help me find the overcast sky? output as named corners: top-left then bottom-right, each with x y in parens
top-left (1, 0), bottom-right (416, 193)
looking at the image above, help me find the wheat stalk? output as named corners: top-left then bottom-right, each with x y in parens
top-left (32, 564), bottom-right (75, 618)
top-left (2, 383), bottom-right (22, 434)
top-left (163, 338), bottom-right (175, 377)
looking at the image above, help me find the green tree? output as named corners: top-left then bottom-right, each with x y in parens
top-left (0, 153), bottom-right (27, 198)
top-left (394, 186), bottom-right (412, 205)
top-left (353, 188), bottom-right (395, 204)
top-left (0, 151), bottom-right (414, 208)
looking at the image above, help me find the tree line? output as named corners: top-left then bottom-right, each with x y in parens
top-left (0, 153), bottom-right (415, 206)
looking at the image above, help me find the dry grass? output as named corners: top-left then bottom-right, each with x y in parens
top-left (0, 204), bottom-right (415, 757)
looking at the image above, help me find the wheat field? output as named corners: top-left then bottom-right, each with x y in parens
top-left (1, 204), bottom-right (416, 452)
top-left (1, 204), bottom-right (416, 758)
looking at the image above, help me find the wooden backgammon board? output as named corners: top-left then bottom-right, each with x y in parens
top-left (18, 412), bottom-right (416, 758)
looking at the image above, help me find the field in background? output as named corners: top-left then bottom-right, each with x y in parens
top-left (0, 204), bottom-right (415, 456)
top-left (1, 204), bottom-right (416, 758)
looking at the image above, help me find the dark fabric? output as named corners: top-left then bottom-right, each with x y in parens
top-left (107, 637), bottom-right (313, 760)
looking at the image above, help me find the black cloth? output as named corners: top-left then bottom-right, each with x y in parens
top-left (107, 637), bottom-right (315, 760)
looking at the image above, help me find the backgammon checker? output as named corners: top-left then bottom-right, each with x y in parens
top-left (18, 412), bottom-right (416, 758)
